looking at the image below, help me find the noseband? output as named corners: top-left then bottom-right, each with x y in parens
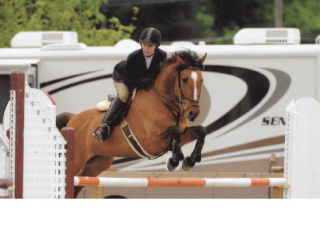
top-left (153, 62), bottom-right (204, 125)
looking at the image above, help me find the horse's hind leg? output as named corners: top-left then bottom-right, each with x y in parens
top-left (180, 126), bottom-right (207, 171)
top-left (74, 156), bottom-right (114, 198)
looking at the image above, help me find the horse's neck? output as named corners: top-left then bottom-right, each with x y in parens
top-left (128, 66), bottom-right (177, 125)
top-left (126, 65), bottom-right (186, 137)
top-left (154, 66), bottom-right (176, 95)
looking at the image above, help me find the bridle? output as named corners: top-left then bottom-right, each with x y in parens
top-left (177, 66), bottom-right (201, 112)
top-left (153, 62), bottom-right (204, 125)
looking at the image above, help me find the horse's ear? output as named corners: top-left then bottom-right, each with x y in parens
top-left (199, 53), bottom-right (207, 64)
top-left (175, 52), bottom-right (184, 64)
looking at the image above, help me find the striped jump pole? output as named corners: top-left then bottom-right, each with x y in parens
top-left (74, 176), bottom-right (286, 188)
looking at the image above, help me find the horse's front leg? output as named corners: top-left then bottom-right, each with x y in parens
top-left (180, 126), bottom-right (207, 171)
top-left (166, 126), bottom-right (184, 171)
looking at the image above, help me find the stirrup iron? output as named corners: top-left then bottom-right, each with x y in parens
top-left (92, 124), bottom-right (111, 142)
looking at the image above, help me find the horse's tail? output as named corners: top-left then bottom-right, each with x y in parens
top-left (56, 112), bottom-right (74, 131)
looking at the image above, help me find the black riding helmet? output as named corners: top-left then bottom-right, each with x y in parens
top-left (139, 27), bottom-right (161, 46)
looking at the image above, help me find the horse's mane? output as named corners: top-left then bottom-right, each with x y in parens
top-left (166, 49), bottom-right (204, 71)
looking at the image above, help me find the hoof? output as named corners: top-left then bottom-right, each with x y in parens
top-left (175, 149), bottom-right (184, 161)
top-left (182, 157), bottom-right (195, 171)
top-left (166, 157), bottom-right (179, 171)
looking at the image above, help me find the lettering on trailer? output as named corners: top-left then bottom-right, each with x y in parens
top-left (262, 117), bottom-right (286, 126)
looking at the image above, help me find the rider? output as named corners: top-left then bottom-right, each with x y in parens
top-left (93, 27), bottom-right (167, 142)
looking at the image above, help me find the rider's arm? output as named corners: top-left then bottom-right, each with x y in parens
top-left (123, 52), bottom-right (139, 88)
top-left (112, 60), bottom-right (126, 82)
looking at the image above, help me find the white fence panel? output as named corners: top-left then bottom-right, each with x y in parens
top-left (285, 97), bottom-right (320, 198)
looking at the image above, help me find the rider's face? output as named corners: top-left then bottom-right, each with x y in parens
top-left (141, 43), bottom-right (157, 57)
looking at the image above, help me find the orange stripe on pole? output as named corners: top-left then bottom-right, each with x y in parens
top-left (147, 178), bottom-right (206, 187)
top-left (108, 168), bottom-right (117, 172)
top-left (78, 177), bottom-right (100, 186)
top-left (251, 178), bottom-right (270, 187)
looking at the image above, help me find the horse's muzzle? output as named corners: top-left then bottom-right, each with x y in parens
top-left (188, 110), bottom-right (199, 122)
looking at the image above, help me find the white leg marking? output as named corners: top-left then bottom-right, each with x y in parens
top-left (191, 71), bottom-right (198, 100)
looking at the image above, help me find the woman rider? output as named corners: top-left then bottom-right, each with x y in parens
top-left (93, 27), bottom-right (167, 142)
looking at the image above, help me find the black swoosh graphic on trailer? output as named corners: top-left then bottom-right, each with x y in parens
top-left (204, 65), bottom-right (270, 135)
top-left (40, 70), bottom-right (103, 88)
top-left (48, 74), bottom-right (112, 95)
top-left (222, 68), bottom-right (291, 135)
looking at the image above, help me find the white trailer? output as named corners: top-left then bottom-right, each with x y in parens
top-left (0, 28), bottom-right (318, 198)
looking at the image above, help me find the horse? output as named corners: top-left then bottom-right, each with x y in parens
top-left (56, 50), bottom-right (207, 197)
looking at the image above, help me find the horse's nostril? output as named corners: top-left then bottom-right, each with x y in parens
top-left (188, 111), bottom-right (198, 121)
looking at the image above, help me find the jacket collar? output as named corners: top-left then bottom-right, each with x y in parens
top-left (140, 49), bottom-right (159, 71)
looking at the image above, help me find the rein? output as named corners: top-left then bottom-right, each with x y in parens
top-left (153, 63), bottom-right (203, 125)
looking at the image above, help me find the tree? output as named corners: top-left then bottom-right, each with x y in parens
top-left (211, 0), bottom-right (274, 33)
top-left (0, 0), bottom-right (135, 47)
top-left (104, 0), bottom-right (276, 44)
top-left (283, 0), bottom-right (320, 34)
top-left (105, 1), bottom-right (215, 42)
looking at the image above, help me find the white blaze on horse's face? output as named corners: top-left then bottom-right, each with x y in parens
top-left (191, 71), bottom-right (198, 100)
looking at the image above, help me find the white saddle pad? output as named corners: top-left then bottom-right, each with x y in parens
top-left (96, 88), bottom-right (137, 112)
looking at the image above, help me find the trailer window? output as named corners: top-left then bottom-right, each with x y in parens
top-left (0, 75), bottom-right (10, 124)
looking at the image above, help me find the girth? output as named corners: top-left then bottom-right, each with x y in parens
top-left (120, 120), bottom-right (166, 160)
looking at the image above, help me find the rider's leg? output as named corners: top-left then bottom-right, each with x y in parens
top-left (93, 81), bottom-right (129, 142)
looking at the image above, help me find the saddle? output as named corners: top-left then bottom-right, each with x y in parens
top-left (96, 88), bottom-right (137, 112)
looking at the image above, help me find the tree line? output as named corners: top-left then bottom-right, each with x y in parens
top-left (0, 0), bottom-right (319, 47)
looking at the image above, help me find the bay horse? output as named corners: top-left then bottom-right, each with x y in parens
top-left (57, 50), bottom-right (207, 197)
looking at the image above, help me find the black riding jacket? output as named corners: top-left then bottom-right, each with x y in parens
top-left (112, 48), bottom-right (167, 89)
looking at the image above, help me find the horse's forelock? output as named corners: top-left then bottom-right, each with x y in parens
top-left (166, 50), bottom-right (203, 70)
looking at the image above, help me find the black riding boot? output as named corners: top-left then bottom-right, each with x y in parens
top-left (93, 97), bottom-right (127, 142)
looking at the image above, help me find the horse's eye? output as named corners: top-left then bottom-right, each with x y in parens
top-left (182, 78), bottom-right (188, 83)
